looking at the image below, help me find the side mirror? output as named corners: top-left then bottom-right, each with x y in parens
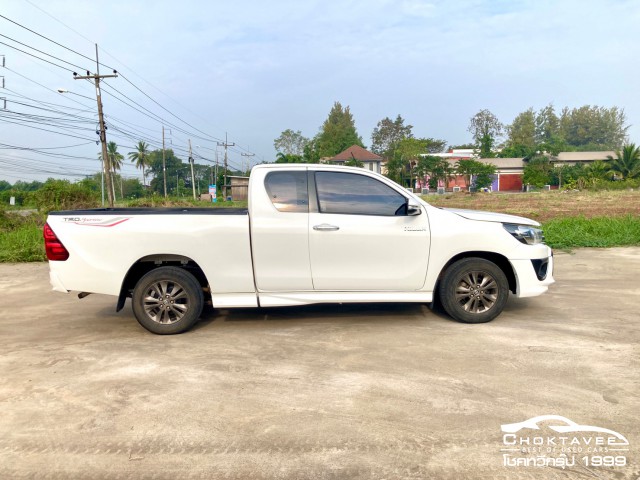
top-left (407, 204), bottom-right (422, 216)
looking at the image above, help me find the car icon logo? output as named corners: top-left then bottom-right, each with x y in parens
top-left (501, 415), bottom-right (629, 446)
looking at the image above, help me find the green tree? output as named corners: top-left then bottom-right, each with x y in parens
top-left (456, 159), bottom-right (489, 188)
top-left (559, 105), bottom-right (628, 150)
top-left (122, 178), bottom-right (144, 198)
top-left (128, 140), bottom-right (150, 187)
top-left (584, 161), bottom-right (611, 181)
top-left (506, 108), bottom-right (536, 155)
top-left (523, 155), bottom-right (553, 188)
top-left (316, 102), bottom-right (364, 158)
top-left (344, 157), bottom-right (364, 167)
top-left (108, 142), bottom-right (124, 200)
top-left (302, 136), bottom-right (321, 163)
top-left (146, 149), bottom-right (187, 195)
top-left (397, 138), bottom-right (427, 187)
top-left (99, 142), bottom-right (124, 200)
top-left (607, 143), bottom-right (640, 179)
top-left (415, 156), bottom-right (455, 190)
top-left (384, 156), bottom-right (406, 184)
top-left (274, 129), bottom-right (309, 156)
top-left (447, 143), bottom-right (476, 150)
top-left (423, 138), bottom-right (447, 154)
top-left (397, 137), bottom-right (428, 163)
top-left (275, 152), bottom-right (306, 163)
top-left (473, 163), bottom-right (497, 190)
top-left (370, 114), bottom-right (413, 161)
top-left (535, 104), bottom-right (560, 144)
top-left (468, 109), bottom-right (504, 158)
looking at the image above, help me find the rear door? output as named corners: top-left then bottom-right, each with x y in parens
top-left (309, 171), bottom-right (430, 291)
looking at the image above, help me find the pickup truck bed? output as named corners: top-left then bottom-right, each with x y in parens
top-left (50, 207), bottom-right (249, 216)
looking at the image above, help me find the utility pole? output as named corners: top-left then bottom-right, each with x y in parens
top-left (215, 150), bottom-right (219, 186)
top-left (188, 139), bottom-right (196, 200)
top-left (241, 152), bottom-right (255, 175)
top-left (162, 126), bottom-right (167, 197)
top-left (73, 44), bottom-right (117, 207)
top-left (217, 133), bottom-right (234, 201)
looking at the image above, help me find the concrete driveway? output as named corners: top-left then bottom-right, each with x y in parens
top-left (1, 248), bottom-right (638, 479)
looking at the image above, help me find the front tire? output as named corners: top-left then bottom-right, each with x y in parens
top-left (438, 258), bottom-right (509, 324)
top-left (132, 267), bottom-right (204, 334)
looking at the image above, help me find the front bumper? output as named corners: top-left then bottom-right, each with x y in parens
top-left (511, 251), bottom-right (555, 298)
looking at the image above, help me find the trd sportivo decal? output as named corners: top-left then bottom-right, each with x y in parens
top-left (62, 217), bottom-right (131, 227)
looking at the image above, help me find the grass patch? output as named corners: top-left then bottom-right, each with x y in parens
top-left (0, 225), bottom-right (45, 262)
top-left (0, 211), bottom-right (46, 262)
top-left (2, 196), bottom-right (638, 263)
top-left (543, 215), bottom-right (640, 249)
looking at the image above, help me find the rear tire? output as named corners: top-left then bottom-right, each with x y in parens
top-left (438, 258), bottom-right (508, 324)
top-left (132, 267), bottom-right (204, 334)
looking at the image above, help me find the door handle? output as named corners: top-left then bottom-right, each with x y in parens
top-left (313, 224), bottom-right (340, 231)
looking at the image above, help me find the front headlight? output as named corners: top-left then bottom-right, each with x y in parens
top-left (503, 223), bottom-right (544, 245)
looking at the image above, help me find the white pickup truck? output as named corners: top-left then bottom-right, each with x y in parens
top-left (45, 164), bottom-right (554, 334)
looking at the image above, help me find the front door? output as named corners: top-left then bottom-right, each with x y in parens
top-left (309, 171), bottom-right (430, 291)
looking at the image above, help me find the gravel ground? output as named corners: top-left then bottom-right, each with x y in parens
top-left (1, 248), bottom-right (638, 479)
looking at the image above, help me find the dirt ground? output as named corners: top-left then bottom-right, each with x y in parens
top-left (424, 189), bottom-right (640, 222)
top-left (1, 249), bottom-right (639, 479)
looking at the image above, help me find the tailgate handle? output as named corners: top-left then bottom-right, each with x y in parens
top-left (313, 224), bottom-right (340, 231)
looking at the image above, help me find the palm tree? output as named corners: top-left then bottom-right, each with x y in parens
top-left (585, 160), bottom-right (611, 180)
top-left (607, 144), bottom-right (640, 180)
top-left (128, 141), bottom-right (150, 186)
top-left (107, 141), bottom-right (123, 200)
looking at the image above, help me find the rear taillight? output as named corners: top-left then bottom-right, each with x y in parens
top-left (43, 223), bottom-right (69, 261)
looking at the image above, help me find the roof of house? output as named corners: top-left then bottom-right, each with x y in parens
top-left (478, 158), bottom-right (525, 169)
top-left (556, 151), bottom-right (615, 161)
top-left (332, 145), bottom-right (383, 162)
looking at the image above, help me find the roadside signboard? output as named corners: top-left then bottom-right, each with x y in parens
top-left (209, 184), bottom-right (217, 203)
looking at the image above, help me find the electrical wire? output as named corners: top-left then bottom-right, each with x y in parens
top-left (2, 15), bottom-right (257, 161)
top-left (0, 32), bottom-right (89, 72)
top-left (0, 40), bottom-right (75, 72)
top-left (0, 13), bottom-right (107, 68)
top-left (1, 67), bottom-right (95, 110)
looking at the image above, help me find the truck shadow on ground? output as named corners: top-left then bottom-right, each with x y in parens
top-left (96, 296), bottom-right (533, 333)
top-left (194, 302), bottom-right (453, 331)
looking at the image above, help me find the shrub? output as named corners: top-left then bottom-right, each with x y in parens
top-left (32, 179), bottom-right (100, 213)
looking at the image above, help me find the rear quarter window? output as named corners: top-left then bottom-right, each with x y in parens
top-left (264, 171), bottom-right (309, 213)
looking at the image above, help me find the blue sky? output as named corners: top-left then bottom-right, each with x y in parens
top-left (1, 0), bottom-right (639, 182)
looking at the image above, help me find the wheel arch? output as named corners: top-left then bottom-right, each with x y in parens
top-left (117, 254), bottom-right (210, 312)
top-left (434, 251), bottom-right (517, 296)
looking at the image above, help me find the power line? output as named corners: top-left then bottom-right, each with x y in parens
top-left (0, 32), bottom-right (88, 71)
top-left (118, 72), bottom-right (226, 144)
top-left (1, 67), bottom-right (94, 109)
top-left (17, 0), bottom-right (221, 145)
top-left (0, 141), bottom-right (93, 150)
top-left (0, 39), bottom-right (75, 72)
top-left (0, 13), bottom-right (108, 68)
top-left (0, 117), bottom-right (95, 141)
top-left (1, 11), bottom-right (260, 176)
top-left (2, 17), bottom-right (257, 160)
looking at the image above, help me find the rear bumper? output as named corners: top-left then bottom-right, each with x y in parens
top-left (49, 268), bottom-right (69, 293)
top-left (511, 252), bottom-right (555, 298)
